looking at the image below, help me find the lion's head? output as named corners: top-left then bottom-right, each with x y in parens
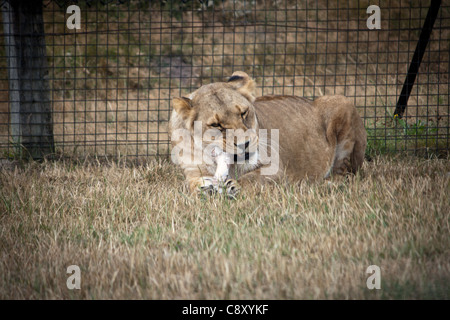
top-left (170, 71), bottom-right (260, 169)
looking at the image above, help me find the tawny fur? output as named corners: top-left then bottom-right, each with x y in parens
top-left (169, 72), bottom-right (367, 195)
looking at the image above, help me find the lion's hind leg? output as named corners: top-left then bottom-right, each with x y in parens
top-left (324, 139), bottom-right (355, 179)
top-left (320, 96), bottom-right (366, 179)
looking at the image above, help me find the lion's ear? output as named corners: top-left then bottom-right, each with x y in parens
top-left (172, 97), bottom-right (193, 119)
top-left (228, 71), bottom-right (256, 103)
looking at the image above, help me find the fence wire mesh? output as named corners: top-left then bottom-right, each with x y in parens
top-left (0, 0), bottom-right (448, 160)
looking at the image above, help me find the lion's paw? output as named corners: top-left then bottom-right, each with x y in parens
top-left (222, 178), bottom-right (240, 199)
top-left (195, 177), bottom-right (240, 199)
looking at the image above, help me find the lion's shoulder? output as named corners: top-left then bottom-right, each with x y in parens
top-left (255, 95), bottom-right (311, 104)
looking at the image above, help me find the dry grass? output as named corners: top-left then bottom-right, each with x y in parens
top-left (0, 155), bottom-right (448, 299)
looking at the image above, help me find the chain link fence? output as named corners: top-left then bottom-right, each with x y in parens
top-left (0, 0), bottom-right (448, 160)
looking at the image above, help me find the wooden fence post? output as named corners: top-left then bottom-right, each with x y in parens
top-left (1, 0), bottom-right (54, 159)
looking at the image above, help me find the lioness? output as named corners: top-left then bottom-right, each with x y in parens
top-left (169, 71), bottom-right (367, 197)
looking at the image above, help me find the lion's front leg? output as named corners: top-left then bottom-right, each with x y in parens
top-left (221, 178), bottom-right (240, 199)
top-left (187, 174), bottom-right (240, 199)
top-left (188, 175), bottom-right (215, 195)
top-left (238, 168), bottom-right (278, 188)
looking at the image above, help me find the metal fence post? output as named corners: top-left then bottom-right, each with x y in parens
top-left (394, 0), bottom-right (441, 119)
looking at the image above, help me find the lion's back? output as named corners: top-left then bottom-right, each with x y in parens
top-left (254, 95), bottom-right (334, 180)
top-left (253, 94), bottom-right (366, 180)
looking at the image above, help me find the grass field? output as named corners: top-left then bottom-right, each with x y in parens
top-left (0, 155), bottom-right (448, 299)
